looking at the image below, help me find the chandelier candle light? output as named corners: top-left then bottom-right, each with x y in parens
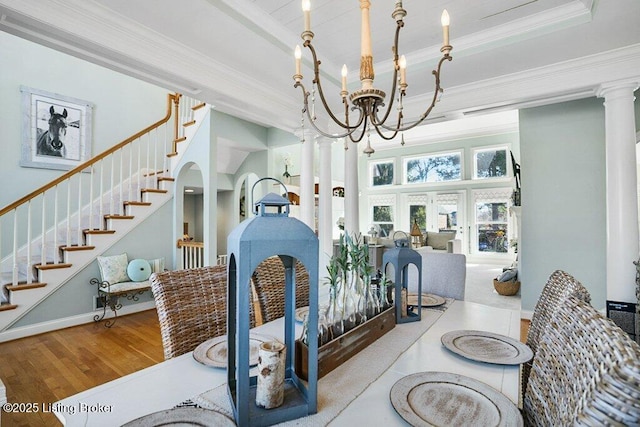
top-left (293, 0), bottom-right (453, 156)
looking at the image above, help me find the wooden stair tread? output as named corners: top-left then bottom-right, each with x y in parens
top-left (143, 170), bottom-right (165, 177)
top-left (174, 136), bottom-right (187, 143)
top-left (157, 177), bottom-right (175, 182)
top-left (6, 282), bottom-right (47, 291)
top-left (183, 120), bottom-right (196, 127)
top-left (192, 102), bottom-right (206, 111)
top-left (166, 152), bottom-right (178, 158)
top-left (35, 263), bottom-right (72, 270)
top-left (84, 229), bottom-right (116, 235)
top-left (104, 215), bottom-right (134, 220)
top-left (60, 245), bottom-right (96, 252)
top-left (0, 304), bottom-right (18, 312)
top-left (142, 189), bottom-right (168, 194)
top-left (123, 201), bottom-right (152, 206)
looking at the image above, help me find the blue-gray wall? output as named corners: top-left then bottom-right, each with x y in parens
top-left (519, 97), bottom-right (607, 312)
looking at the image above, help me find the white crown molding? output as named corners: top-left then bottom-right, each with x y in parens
top-left (401, 43), bottom-right (640, 121)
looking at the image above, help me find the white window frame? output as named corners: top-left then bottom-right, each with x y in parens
top-left (369, 194), bottom-right (396, 238)
top-left (402, 149), bottom-right (463, 185)
top-left (472, 145), bottom-right (510, 180)
top-left (368, 158), bottom-right (395, 188)
top-left (471, 188), bottom-right (513, 257)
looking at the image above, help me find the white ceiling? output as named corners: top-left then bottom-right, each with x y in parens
top-left (0, 0), bottom-right (638, 144)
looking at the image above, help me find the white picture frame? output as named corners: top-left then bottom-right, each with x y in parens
top-left (20, 86), bottom-right (93, 171)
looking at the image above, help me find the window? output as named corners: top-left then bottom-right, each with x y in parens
top-left (474, 189), bottom-right (509, 253)
top-left (370, 195), bottom-right (396, 238)
top-left (404, 151), bottom-right (461, 184)
top-left (474, 147), bottom-right (508, 179)
top-left (369, 160), bottom-right (394, 187)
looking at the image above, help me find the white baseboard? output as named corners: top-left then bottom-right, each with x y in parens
top-left (0, 301), bottom-right (156, 343)
top-left (521, 309), bottom-right (533, 320)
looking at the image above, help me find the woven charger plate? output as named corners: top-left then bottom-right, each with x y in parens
top-left (193, 333), bottom-right (276, 368)
top-left (390, 372), bottom-right (523, 427)
top-left (122, 407), bottom-right (235, 426)
top-left (407, 293), bottom-right (446, 307)
top-left (441, 330), bottom-right (533, 365)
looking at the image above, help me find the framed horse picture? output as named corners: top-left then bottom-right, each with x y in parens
top-left (20, 86), bottom-right (93, 171)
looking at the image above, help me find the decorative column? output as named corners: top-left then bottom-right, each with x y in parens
top-left (300, 131), bottom-right (315, 230)
top-left (597, 82), bottom-right (640, 303)
top-left (344, 140), bottom-right (360, 236)
top-left (317, 137), bottom-right (334, 257)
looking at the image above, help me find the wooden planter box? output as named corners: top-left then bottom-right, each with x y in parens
top-left (294, 307), bottom-right (396, 381)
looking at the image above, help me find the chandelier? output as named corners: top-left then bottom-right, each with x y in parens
top-left (293, 0), bottom-right (453, 156)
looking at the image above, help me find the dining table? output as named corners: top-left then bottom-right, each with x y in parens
top-left (53, 300), bottom-right (522, 426)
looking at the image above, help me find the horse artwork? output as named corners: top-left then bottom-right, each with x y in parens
top-left (36, 105), bottom-right (68, 158)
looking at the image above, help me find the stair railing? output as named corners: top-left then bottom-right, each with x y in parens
top-left (177, 239), bottom-right (204, 270)
top-left (0, 93), bottom-right (188, 292)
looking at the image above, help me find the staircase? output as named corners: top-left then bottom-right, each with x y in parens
top-left (0, 93), bottom-right (208, 334)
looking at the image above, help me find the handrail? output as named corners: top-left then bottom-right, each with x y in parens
top-left (0, 93), bottom-right (179, 216)
top-left (176, 239), bottom-right (204, 249)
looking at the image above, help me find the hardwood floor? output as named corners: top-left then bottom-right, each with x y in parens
top-left (0, 310), bottom-right (164, 427)
top-left (0, 310), bottom-right (531, 426)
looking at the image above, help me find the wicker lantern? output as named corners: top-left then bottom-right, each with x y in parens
top-left (227, 178), bottom-right (319, 427)
top-left (382, 231), bottom-right (422, 324)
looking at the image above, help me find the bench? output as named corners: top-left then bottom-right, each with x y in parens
top-left (91, 254), bottom-right (164, 327)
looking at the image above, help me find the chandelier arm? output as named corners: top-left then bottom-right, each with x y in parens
top-left (305, 41), bottom-right (359, 131)
top-left (377, 54), bottom-right (452, 133)
top-left (370, 113), bottom-right (401, 141)
top-left (347, 115), bottom-right (368, 143)
top-left (370, 21), bottom-right (403, 127)
top-left (296, 81), bottom-right (366, 139)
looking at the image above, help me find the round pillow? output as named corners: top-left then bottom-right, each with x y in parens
top-left (127, 259), bottom-right (151, 282)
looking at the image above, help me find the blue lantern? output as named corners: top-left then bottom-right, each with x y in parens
top-left (227, 177), bottom-right (319, 427)
top-left (382, 231), bottom-right (422, 323)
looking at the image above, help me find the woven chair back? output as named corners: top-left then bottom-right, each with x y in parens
top-left (522, 270), bottom-right (591, 394)
top-left (523, 295), bottom-right (640, 425)
top-left (251, 256), bottom-right (310, 324)
top-left (150, 265), bottom-right (256, 360)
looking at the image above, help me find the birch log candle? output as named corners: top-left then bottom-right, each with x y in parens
top-left (256, 341), bottom-right (286, 409)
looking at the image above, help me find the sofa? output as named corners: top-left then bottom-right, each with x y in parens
top-left (377, 230), bottom-right (461, 254)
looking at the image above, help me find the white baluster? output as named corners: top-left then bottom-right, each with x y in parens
top-left (152, 128), bottom-right (158, 190)
top-left (77, 175), bottom-right (82, 247)
top-left (110, 155), bottom-right (115, 216)
top-left (89, 165), bottom-right (94, 231)
top-left (41, 196), bottom-right (46, 269)
top-left (137, 137), bottom-right (142, 200)
top-left (119, 148), bottom-right (124, 216)
top-left (128, 143), bottom-right (133, 204)
top-left (66, 180), bottom-right (71, 246)
top-left (146, 132), bottom-right (151, 191)
top-left (12, 210), bottom-right (18, 285)
top-left (54, 186), bottom-right (59, 262)
top-left (99, 160), bottom-right (104, 229)
top-left (26, 201), bottom-right (32, 283)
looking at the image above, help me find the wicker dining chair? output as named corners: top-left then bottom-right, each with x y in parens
top-left (522, 270), bottom-right (591, 395)
top-left (150, 265), bottom-right (256, 360)
top-left (251, 256), bottom-right (310, 324)
top-left (523, 295), bottom-right (640, 426)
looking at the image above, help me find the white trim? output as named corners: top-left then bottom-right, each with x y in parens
top-left (521, 309), bottom-right (533, 320)
top-left (368, 158), bottom-right (395, 188)
top-left (0, 301), bottom-right (156, 343)
top-left (402, 149), bottom-right (464, 185)
top-left (471, 145), bottom-right (511, 180)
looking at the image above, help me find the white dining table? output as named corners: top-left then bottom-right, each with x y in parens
top-left (54, 300), bottom-right (522, 426)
